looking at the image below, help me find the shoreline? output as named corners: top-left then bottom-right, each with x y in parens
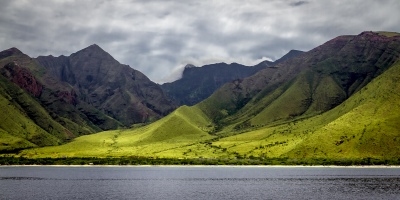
top-left (2, 156), bottom-right (399, 166)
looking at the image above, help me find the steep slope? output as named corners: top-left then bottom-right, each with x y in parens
top-left (213, 60), bottom-right (400, 160)
top-left (198, 31), bottom-right (400, 129)
top-left (0, 45), bottom-right (176, 152)
top-left (0, 48), bottom-right (110, 152)
top-left (285, 61), bottom-right (400, 159)
top-left (274, 50), bottom-right (305, 64)
top-left (0, 64), bottom-right (66, 152)
top-left (161, 50), bottom-right (304, 106)
top-left (36, 44), bottom-right (176, 126)
top-left (0, 47), bottom-right (119, 132)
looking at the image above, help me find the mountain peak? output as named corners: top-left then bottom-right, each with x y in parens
top-left (274, 49), bottom-right (304, 64)
top-left (83, 44), bottom-right (104, 52)
top-left (72, 44), bottom-right (113, 60)
top-left (287, 49), bottom-right (303, 54)
top-left (0, 47), bottom-right (23, 59)
top-left (89, 43), bottom-right (100, 48)
top-left (7, 47), bottom-right (23, 54)
top-left (184, 64), bottom-right (196, 69)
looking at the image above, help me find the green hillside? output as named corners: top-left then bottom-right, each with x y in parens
top-left (20, 61), bottom-right (400, 160)
top-left (15, 32), bottom-right (400, 162)
top-left (199, 31), bottom-right (399, 128)
top-left (21, 106), bottom-right (215, 158)
top-left (0, 50), bottom-right (106, 152)
top-left (1, 32), bottom-right (398, 164)
top-left (0, 75), bottom-right (63, 152)
top-left (285, 60), bottom-right (400, 159)
top-left (213, 61), bottom-right (400, 159)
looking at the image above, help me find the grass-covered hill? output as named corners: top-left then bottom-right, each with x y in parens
top-left (20, 106), bottom-right (215, 158)
top-left (19, 31), bottom-right (400, 161)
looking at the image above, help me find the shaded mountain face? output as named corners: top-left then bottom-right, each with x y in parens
top-left (161, 62), bottom-right (270, 106)
top-left (0, 45), bottom-right (176, 151)
top-left (197, 31), bottom-right (400, 128)
top-left (36, 44), bottom-right (176, 126)
top-left (161, 50), bottom-right (304, 106)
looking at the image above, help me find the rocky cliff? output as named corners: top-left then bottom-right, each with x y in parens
top-left (36, 44), bottom-right (176, 126)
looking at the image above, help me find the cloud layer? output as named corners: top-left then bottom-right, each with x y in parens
top-left (1, 0), bottom-right (399, 83)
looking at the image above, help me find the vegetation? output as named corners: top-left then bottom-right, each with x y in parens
top-left (2, 32), bottom-right (400, 165)
top-left (18, 106), bottom-right (215, 158)
top-left (0, 75), bottom-right (64, 151)
top-left (1, 155), bottom-right (399, 166)
top-left (17, 58), bottom-right (400, 163)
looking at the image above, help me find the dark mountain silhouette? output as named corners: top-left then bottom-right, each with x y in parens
top-left (161, 50), bottom-right (304, 106)
top-left (35, 44), bottom-right (176, 126)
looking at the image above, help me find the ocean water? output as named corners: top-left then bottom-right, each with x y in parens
top-left (1, 166), bottom-right (400, 199)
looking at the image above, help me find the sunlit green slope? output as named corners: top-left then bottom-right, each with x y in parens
top-left (285, 61), bottom-right (400, 159)
top-left (22, 61), bottom-right (400, 160)
top-left (213, 61), bottom-right (400, 159)
top-left (17, 32), bottom-right (400, 160)
top-left (21, 106), bottom-right (215, 158)
top-left (0, 76), bottom-right (64, 152)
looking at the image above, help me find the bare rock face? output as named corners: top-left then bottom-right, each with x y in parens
top-left (0, 62), bottom-right (43, 97)
top-left (36, 44), bottom-right (176, 126)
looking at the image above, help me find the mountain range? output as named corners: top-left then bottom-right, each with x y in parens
top-left (1, 31), bottom-right (400, 162)
top-left (161, 50), bottom-right (304, 106)
top-left (0, 42), bottom-right (295, 152)
top-left (0, 45), bottom-right (175, 152)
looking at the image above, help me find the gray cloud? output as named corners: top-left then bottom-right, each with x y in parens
top-left (0, 0), bottom-right (399, 83)
top-left (290, 1), bottom-right (309, 7)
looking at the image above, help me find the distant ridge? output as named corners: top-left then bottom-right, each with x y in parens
top-left (161, 49), bottom-right (304, 106)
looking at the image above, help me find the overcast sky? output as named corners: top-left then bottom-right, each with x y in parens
top-left (1, 0), bottom-right (399, 83)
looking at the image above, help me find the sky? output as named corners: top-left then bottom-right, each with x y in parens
top-left (1, 0), bottom-right (399, 83)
